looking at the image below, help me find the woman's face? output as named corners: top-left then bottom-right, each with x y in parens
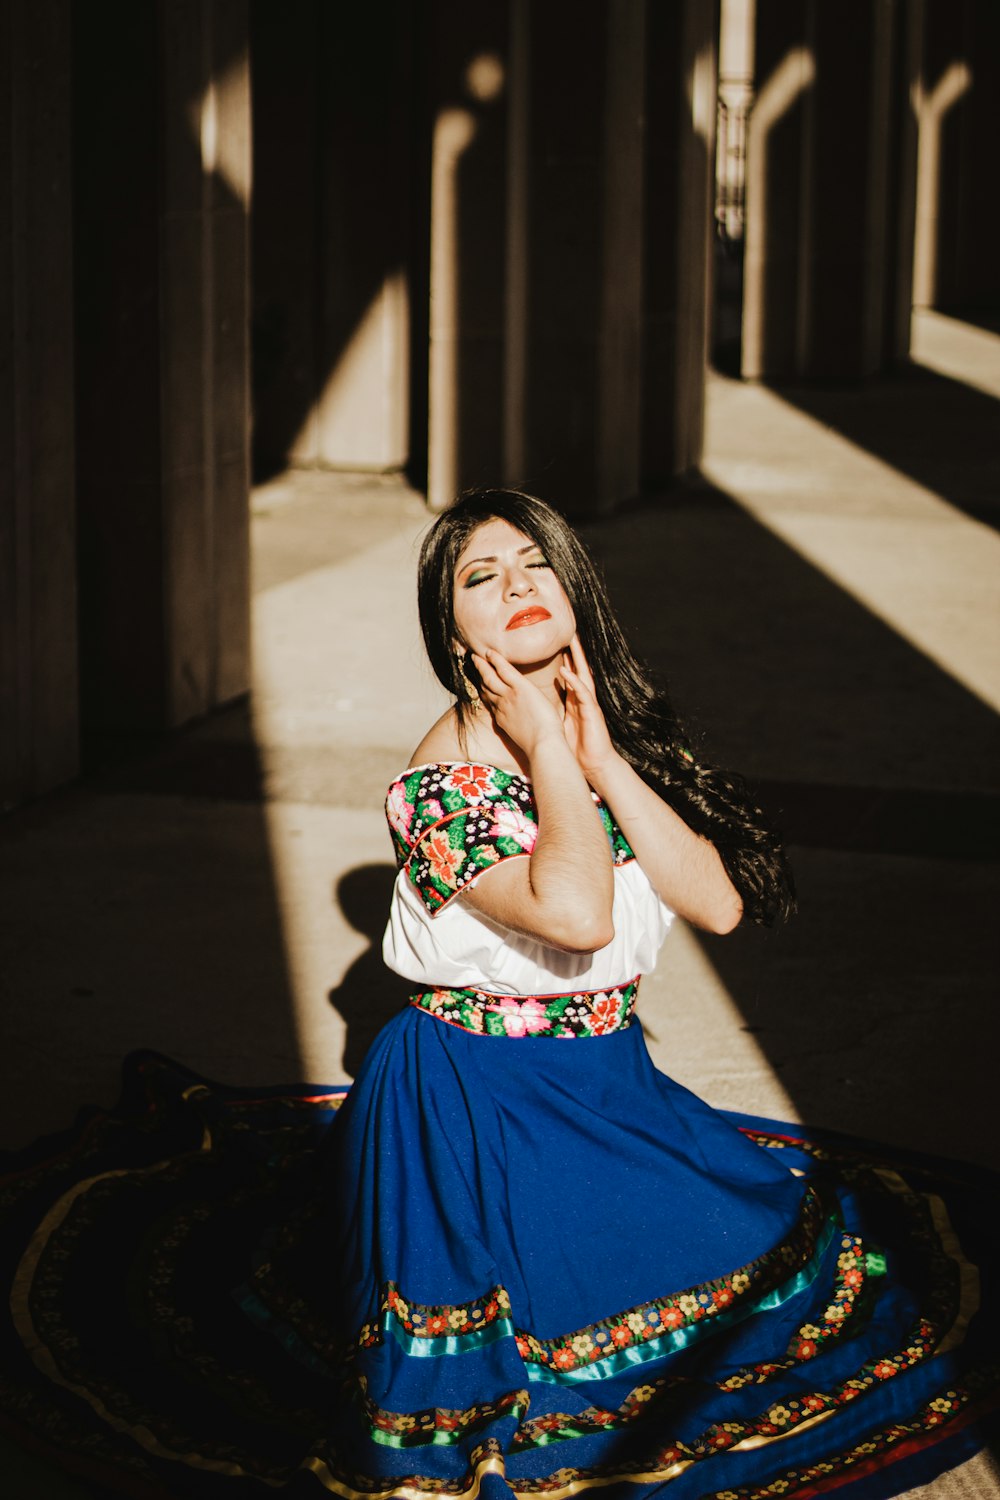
top-left (452, 518), bottom-right (576, 666)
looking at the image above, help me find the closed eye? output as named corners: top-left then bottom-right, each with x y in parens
top-left (461, 555), bottom-right (549, 587)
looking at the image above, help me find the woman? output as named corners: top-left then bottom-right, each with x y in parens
top-left (1, 489), bottom-right (996, 1499)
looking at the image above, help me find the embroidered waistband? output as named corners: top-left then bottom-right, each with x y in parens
top-left (409, 979), bottom-right (640, 1038)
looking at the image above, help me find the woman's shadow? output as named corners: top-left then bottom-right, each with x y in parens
top-left (327, 864), bottom-right (413, 1078)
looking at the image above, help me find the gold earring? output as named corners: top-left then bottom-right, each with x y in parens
top-left (455, 650), bottom-right (482, 709)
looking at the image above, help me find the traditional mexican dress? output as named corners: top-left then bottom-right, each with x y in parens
top-left (1, 761), bottom-right (997, 1500)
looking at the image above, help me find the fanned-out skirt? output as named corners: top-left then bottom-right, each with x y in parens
top-left (1, 995), bottom-right (998, 1500)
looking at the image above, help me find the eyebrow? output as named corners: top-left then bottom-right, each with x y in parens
top-left (457, 543), bottom-right (542, 574)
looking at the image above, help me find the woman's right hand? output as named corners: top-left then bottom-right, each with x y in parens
top-left (472, 648), bottom-right (564, 759)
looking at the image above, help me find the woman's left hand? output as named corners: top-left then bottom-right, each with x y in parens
top-left (560, 636), bottom-right (619, 784)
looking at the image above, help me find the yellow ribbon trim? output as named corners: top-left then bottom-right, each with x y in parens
top-left (302, 1449), bottom-right (509, 1499)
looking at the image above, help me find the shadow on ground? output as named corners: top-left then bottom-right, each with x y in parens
top-left (326, 864), bottom-right (413, 1077)
top-left (0, 735), bottom-right (301, 1148)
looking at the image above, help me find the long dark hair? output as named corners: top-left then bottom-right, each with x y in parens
top-left (418, 487), bottom-right (794, 926)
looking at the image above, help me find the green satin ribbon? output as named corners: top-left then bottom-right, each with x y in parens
top-left (368, 1395), bottom-right (529, 1450)
top-left (525, 1212), bottom-right (843, 1386)
top-left (388, 1314), bottom-right (517, 1358)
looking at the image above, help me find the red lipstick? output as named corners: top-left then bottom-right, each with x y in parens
top-left (505, 607), bottom-right (551, 631)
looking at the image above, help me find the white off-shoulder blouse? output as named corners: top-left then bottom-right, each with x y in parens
top-left (381, 761), bottom-right (674, 996)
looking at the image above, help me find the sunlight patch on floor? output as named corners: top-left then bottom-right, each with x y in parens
top-left (702, 377), bottom-right (1000, 713)
top-left (910, 307), bottom-right (1000, 402)
top-left (251, 526), bottom-right (441, 756)
top-left (640, 922), bottom-right (800, 1121)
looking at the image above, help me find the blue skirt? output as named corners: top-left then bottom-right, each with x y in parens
top-left (1, 1007), bottom-right (997, 1499)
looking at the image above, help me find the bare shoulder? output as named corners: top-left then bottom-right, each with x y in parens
top-left (407, 707), bottom-right (464, 770)
top-left (406, 706), bottom-right (519, 776)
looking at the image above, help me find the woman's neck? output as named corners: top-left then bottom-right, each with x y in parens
top-left (455, 652), bottom-right (565, 775)
top-left (516, 653), bottom-right (565, 711)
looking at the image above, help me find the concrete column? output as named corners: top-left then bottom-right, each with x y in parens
top-left (744, 0), bottom-right (915, 380)
top-left (74, 0), bottom-right (252, 742)
top-left (913, 0), bottom-right (1000, 312)
top-left (796, 0), bottom-right (896, 379)
top-left (205, 0), bottom-right (252, 706)
top-left (504, 0), bottom-right (647, 515)
top-left (741, 0), bottom-right (809, 378)
top-left (0, 0), bottom-right (78, 809)
top-left (315, 4), bottom-right (412, 471)
top-left (251, 0), bottom-right (413, 476)
top-left (426, 0), bottom-right (509, 509)
top-left (248, 0), bottom-right (321, 473)
top-left (642, 0), bottom-right (718, 485)
top-left (881, 0), bottom-right (922, 366)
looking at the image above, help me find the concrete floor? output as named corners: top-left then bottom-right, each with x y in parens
top-left (2, 311), bottom-right (998, 1495)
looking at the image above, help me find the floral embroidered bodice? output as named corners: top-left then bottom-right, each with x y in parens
top-left (386, 761), bottom-right (635, 915)
top-left (381, 763), bottom-right (674, 999)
